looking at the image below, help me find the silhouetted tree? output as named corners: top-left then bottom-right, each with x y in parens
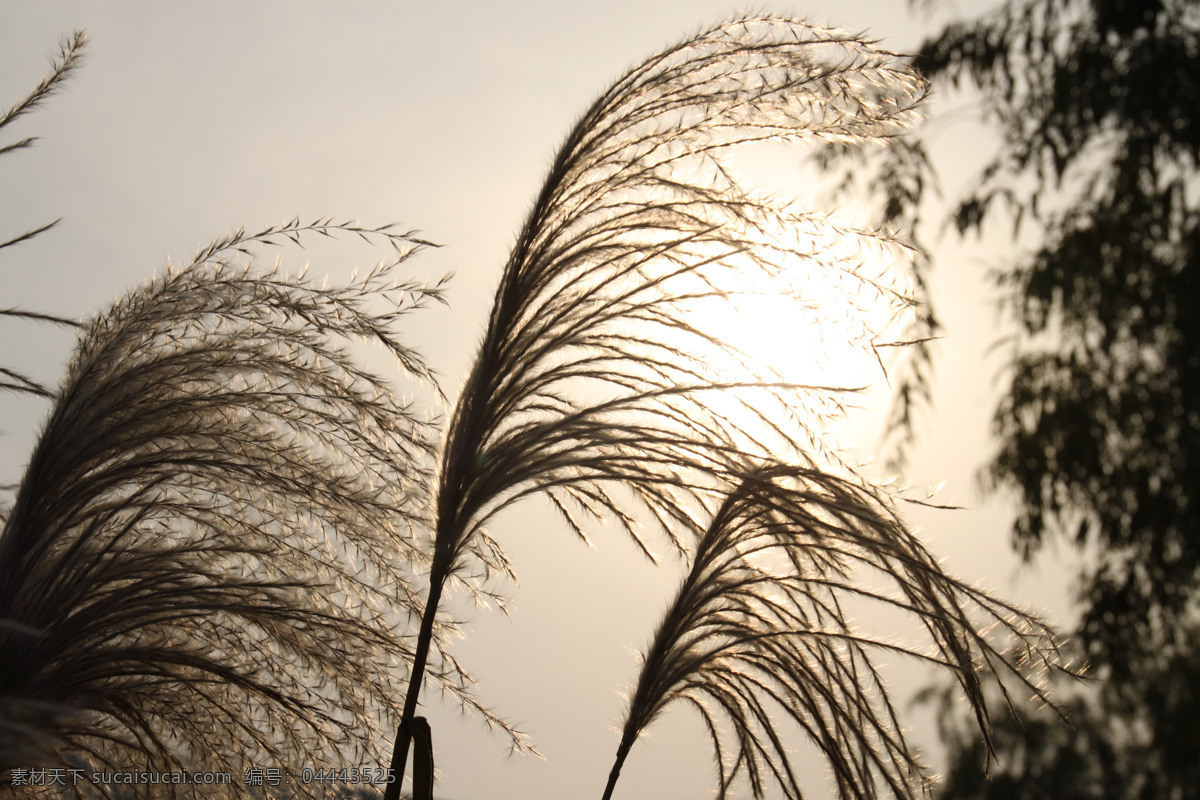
top-left (832, 0), bottom-right (1200, 796)
top-left (926, 0), bottom-right (1200, 677)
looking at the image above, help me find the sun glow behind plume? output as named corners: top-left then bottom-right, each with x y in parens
top-left (698, 139), bottom-right (925, 396)
top-left (657, 215), bottom-right (923, 468)
top-left (704, 267), bottom-right (906, 390)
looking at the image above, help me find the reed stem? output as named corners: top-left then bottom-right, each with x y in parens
top-left (600, 735), bottom-right (635, 800)
top-left (384, 574), bottom-right (446, 800)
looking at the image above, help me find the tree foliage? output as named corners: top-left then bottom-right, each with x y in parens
top-left (836, 0), bottom-right (1200, 797)
top-left (918, 0), bottom-right (1200, 670)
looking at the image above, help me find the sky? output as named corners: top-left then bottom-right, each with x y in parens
top-left (1, 2), bottom-right (1080, 798)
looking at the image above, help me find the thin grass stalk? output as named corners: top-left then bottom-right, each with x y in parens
top-left (2, 31), bottom-right (88, 406)
top-left (0, 30), bottom-right (85, 255)
top-left (384, 569), bottom-right (446, 800)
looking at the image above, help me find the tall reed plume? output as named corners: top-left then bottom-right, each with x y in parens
top-left (1, 32), bottom-right (507, 796)
top-left (603, 467), bottom-right (1063, 800)
top-left (385, 14), bottom-right (1069, 800)
top-left (0, 217), bottom-right (452, 793)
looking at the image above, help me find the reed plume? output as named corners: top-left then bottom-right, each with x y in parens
top-left (1, 31), bottom-right (507, 796)
top-left (0, 221), bottom-right (453, 795)
top-left (381, 15), bottom-right (1073, 799)
top-left (1, 31), bottom-right (87, 402)
top-left (385, 14), bottom-right (957, 796)
top-left (603, 467), bottom-right (1065, 800)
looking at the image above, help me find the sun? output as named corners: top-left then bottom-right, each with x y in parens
top-left (693, 143), bottom-right (925, 397)
top-left (706, 290), bottom-right (885, 390)
top-left (656, 227), bottom-right (922, 465)
top-left (697, 235), bottom-right (918, 386)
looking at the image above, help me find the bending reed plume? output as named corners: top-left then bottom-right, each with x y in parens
top-left (1, 220), bottom-right (449, 794)
top-left (603, 468), bottom-right (1062, 800)
top-left (384, 14), bottom-right (1070, 800)
top-left (1, 32), bottom-right (502, 797)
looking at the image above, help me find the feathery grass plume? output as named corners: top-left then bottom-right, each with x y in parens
top-left (0, 30), bottom-right (85, 255)
top-left (602, 467), bottom-right (1068, 800)
top-left (0, 221), bottom-right (455, 796)
top-left (2, 30), bottom-right (88, 402)
top-left (386, 15), bottom-right (933, 795)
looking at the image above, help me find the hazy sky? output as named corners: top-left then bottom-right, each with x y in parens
top-left (1, 3), bottom-right (1078, 798)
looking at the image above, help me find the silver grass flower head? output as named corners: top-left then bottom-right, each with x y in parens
top-left (378, 14), bottom-right (1072, 800)
top-left (0, 223), bottom-right (457, 797)
top-left (607, 467), bottom-right (1070, 800)
top-left (433, 14), bottom-right (929, 586)
top-left (380, 15), bottom-right (943, 797)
